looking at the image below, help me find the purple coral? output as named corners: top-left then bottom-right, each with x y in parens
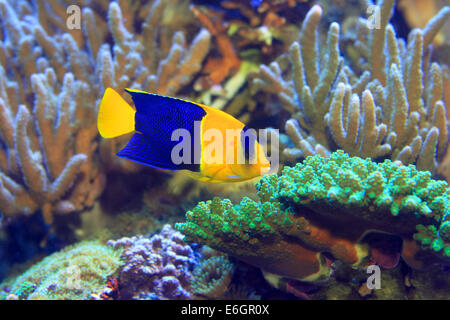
top-left (107, 224), bottom-right (195, 300)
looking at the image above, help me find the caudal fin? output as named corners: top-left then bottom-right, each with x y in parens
top-left (97, 88), bottom-right (136, 138)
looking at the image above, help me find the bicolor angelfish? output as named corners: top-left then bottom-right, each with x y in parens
top-left (97, 88), bottom-right (271, 182)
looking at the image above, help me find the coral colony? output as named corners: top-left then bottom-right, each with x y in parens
top-left (0, 0), bottom-right (449, 300)
top-left (176, 150), bottom-right (450, 283)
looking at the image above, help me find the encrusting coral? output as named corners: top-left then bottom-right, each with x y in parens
top-left (251, 1), bottom-right (450, 174)
top-left (0, 241), bottom-right (123, 300)
top-left (176, 150), bottom-right (450, 286)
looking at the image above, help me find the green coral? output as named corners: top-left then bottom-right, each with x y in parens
top-left (276, 151), bottom-right (443, 219)
top-left (1, 241), bottom-right (123, 300)
top-left (414, 222), bottom-right (450, 257)
top-left (277, 150), bottom-right (450, 257)
top-left (177, 150), bottom-right (450, 261)
top-left (176, 196), bottom-right (295, 256)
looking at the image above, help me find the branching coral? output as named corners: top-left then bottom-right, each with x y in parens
top-left (94, 1), bottom-right (211, 171)
top-left (398, 0), bottom-right (449, 46)
top-left (331, 1), bottom-right (450, 171)
top-left (107, 224), bottom-right (196, 300)
top-left (0, 0), bottom-right (105, 224)
top-left (251, 5), bottom-right (343, 158)
top-left (176, 150), bottom-right (450, 285)
top-left (251, 1), bottom-right (450, 174)
top-left (0, 0), bottom-right (211, 224)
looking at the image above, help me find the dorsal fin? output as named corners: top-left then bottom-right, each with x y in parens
top-left (124, 88), bottom-right (200, 114)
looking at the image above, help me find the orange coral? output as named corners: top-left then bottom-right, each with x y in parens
top-left (191, 6), bottom-right (241, 86)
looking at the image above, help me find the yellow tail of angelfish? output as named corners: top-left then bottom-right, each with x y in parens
top-left (97, 88), bottom-right (136, 138)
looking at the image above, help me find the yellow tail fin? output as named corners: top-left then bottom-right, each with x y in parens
top-left (97, 88), bottom-right (136, 138)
